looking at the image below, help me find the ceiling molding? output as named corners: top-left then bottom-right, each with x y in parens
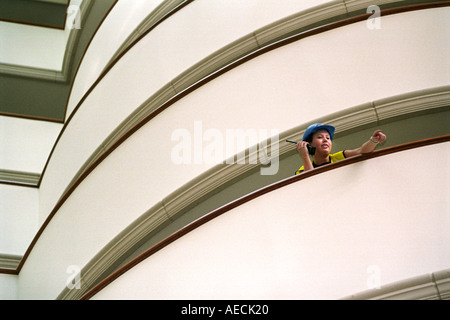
top-left (35, 0), bottom-right (69, 4)
top-left (0, 0), bottom-right (69, 29)
top-left (0, 63), bottom-right (64, 82)
top-left (0, 254), bottom-right (22, 270)
top-left (0, 169), bottom-right (40, 187)
top-left (342, 268), bottom-right (450, 300)
top-left (59, 0), bottom-right (93, 82)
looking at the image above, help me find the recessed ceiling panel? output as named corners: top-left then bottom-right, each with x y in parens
top-left (0, 0), bottom-right (117, 122)
top-left (0, 0), bottom-right (69, 29)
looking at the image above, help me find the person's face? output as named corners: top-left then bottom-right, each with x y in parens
top-left (311, 129), bottom-right (332, 154)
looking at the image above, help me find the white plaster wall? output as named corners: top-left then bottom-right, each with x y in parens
top-left (19, 7), bottom-right (449, 299)
top-left (0, 184), bottom-right (38, 255)
top-left (0, 116), bottom-right (62, 173)
top-left (91, 143), bottom-right (450, 300)
top-left (0, 274), bottom-right (18, 300)
top-left (0, 0), bottom-right (82, 71)
top-left (0, 22), bottom-right (67, 71)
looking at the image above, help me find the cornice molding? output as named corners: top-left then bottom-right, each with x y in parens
top-left (59, 0), bottom-right (94, 81)
top-left (0, 63), bottom-right (63, 82)
top-left (254, 0), bottom-right (348, 47)
top-left (35, 0), bottom-right (69, 4)
top-left (0, 169), bottom-right (40, 187)
top-left (342, 268), bottom-right (450, 300)
top-left (376, 87), bottom-right (450, 120)
top-left (0, 254), bottom-right (22, 270)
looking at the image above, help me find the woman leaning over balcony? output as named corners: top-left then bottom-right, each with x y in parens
top-left (295, 123), bottom-right (387, 174)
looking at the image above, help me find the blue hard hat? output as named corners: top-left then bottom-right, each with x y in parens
top-left (302, 123), bottom-right (335, 141)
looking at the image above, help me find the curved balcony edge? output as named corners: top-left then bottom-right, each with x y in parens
top-left (341, 268), bottom-right (450, 300)
top-left (0, 0), bottom-right (448, 291)
top-left (28, 4), bottom-right (449, 269)
top-left (0, 87), bottom-right (447, 275)
top-left (65, 134), bottom-right (449, 300)
top-left (38, 0), bottom-right (450, 189)
top-left (56, 100), bottom-right (450, 300)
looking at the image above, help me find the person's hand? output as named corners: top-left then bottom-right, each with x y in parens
top-left (296, 141), bottom-right (310, 157)
top-left (371, 130), bottom-right (386, 143)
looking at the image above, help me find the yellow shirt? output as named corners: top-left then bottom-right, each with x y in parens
top-left (295, 150), bottom-right (346, 175)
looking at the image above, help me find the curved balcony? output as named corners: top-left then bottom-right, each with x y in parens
top-left (40, 0), bottom-right (347, 224)
top-left (38, 1), bottom-right (450, 225)
top-left (0, 1), bottom-right (448, 300)
top-left (81, 136), bottom-right (450, 300)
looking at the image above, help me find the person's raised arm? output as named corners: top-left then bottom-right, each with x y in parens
top-left (296, 141), bottom-right (314, 171)
top-left (344, 130), bottom-right (386, 158)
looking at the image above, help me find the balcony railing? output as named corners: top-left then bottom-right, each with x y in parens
top-left (78, 134), bottom-right (450, 300)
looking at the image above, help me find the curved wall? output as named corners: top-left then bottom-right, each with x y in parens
top-left (40, 0), bottom-right (336, 222)
top-left (10, 2), bottom-right (449, 299)
top-left (39, 4), bottom-right (450, 223)
top-left (65, 0), bottom-right (164, 120)
top-left (88, 142), bottom-right (450, 300)
top-left (65, 0), bottom-right (335, 120)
